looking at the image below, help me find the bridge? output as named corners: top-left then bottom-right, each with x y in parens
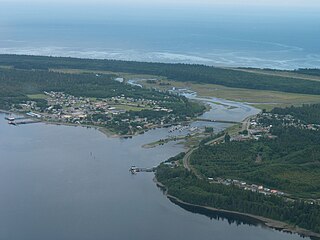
top-left (196, 118), bottom-right (240, 124)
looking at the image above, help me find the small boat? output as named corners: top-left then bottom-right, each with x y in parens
top-left (8, 121), bottom-right (17, 126)
top-left (129, 166), bottom-right (137, 174)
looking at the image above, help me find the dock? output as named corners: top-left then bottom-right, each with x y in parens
top-left (5, 116), bottom-right (29, 121)
top-left (129, 166), bottom-right (156, 174)
top-left (5, 116), bottom-right (41, 126)
top-left (14, 120), bottom-right (42, 125)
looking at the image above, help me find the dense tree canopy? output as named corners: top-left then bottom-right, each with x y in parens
top-left (156, 163), bottom-right (320, 234)
top-left (272, 104), bottom-right (320, 124)
top-left (156, 104), bottom-right (320, 234)
top-left (1, 54), bottom-right (320, 95)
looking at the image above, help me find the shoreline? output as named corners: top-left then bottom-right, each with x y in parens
top-left (3, 107), bottom-right (319, 238)
top-left (5, 106), bottom-right (319, 238)
top-left (0, 109), bottom-right (199, 139)
top-left (153, 177), bottom-right (320, 239)
top-left (0, 109), bottom-right (142, 139)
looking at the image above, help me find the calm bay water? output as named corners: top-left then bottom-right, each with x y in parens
top-left (0, 98), bottom-right (310, 240)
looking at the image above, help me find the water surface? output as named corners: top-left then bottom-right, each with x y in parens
top-left (0, 99), bottom-right (310, 240)
top-left (0, 3), bottom-right (319, 69)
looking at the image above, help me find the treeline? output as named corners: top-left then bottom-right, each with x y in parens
top-left (272, 104), bottom-right (320, 124)
top-left (156, 163), bottom-right (320, 234)
top-left (295, 68), bottom-right (320, 77)
top-left (1, 54), bottom-right (320, 95)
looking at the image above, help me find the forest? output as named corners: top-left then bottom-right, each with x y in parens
top-left (1, 54), bottom-right (320, 95)
top-left (190, 115), bottom-right (320, 198)
top-left (156, 163), bottom-right (320, 234)
top-left (190, 127), bottom-right (320, 198)
top-left (156, 104), bottom-right (320, 234)
top-left (272, 103), bottom-right (320, 124)
top-left (295, 68), bottom-right (320, 77)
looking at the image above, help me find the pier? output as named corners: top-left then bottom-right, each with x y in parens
top-left (5, 116), bottom-right (41, 126)
top-left (14, 120), bottom-right (42, 125)
top-left (5, 116), bottom-right (29, 121)
top-left (130, 166), bottom-right (156, 174)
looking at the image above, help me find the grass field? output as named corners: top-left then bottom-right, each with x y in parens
top-left (110, 104), bottom-right (152, 112)
top-left (142, 80), bottom-right (320, 111)
top-left (234, 68), bottom-right (320, 82)
top-left (51, 68), bottom-right (320, 111)
top-left (0, 65), bottom-right (13, 69)
top-left (50, 68), bottom-right (162, 80)
top-left (27, 94), bottom-right (47, 99)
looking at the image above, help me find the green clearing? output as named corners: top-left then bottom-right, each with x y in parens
top-left (142, 80), bottom-right (320, 110)
top-left (0, 65), bottom-right (13, 69)
top-left (235, 68), bottom-right (320, 82)
top-left (50, 68), bottom-right (162, 80)
top-left (110, 104), bottom-right (152, 112)
top-left (51, 69), bottom-right (320, 111)
top-left (27, 94), bottom-right (48, 99)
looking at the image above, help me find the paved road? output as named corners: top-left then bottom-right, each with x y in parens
top-left (182, 114), bottom-right (258, 179)
top-left (182, 147), bottom-right (203, 179)
top-left (241, 115), bottom-right (252, 132)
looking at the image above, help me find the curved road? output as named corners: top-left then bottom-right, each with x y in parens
top-left (182, 115), bottom-right (256, 179)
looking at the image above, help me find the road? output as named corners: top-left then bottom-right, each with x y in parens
top-left (241, 115), bottom-right (253, 132)
top-left (182, 114), bottom-right (257, 179)
top-left (182, 147), bottom-right (203, 179)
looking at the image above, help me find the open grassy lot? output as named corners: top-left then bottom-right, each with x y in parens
top-left (142, 80), bottom-right (320, 111)
top-left (110, 104), bottom-right (152, 112)
top-left (51, 68), bottom-right (320, 111)
top-left (50, 68), bottom-right (162, 80)
top-left (27, 94), bottom-right (48, 99)
top-left (235, 68), bottom-right (320, 82)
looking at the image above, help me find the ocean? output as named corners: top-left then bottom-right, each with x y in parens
top-left (0, 3), bottom-right (319, 69)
